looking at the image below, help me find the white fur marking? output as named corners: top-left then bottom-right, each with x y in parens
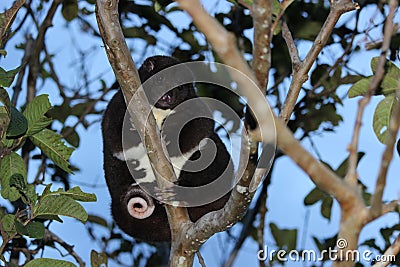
top-left (236, 185), bottom-right (247, 194)
top-left (113, 145), bottom-right (146, 161)
top-left (179, 257), bottom-right (186, 265)
top-left (113, 131), bottom-right (208, 183)
top-left (152, 108), bottom-right (175, 129)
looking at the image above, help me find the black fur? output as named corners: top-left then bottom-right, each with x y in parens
top-left (102, 56), bottom-right (233, 242)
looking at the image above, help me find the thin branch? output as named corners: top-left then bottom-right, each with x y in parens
top-left (43, 230), bottom-right (85, 267)
top-left (95, 1), bottom-right (190, 266)
top-left (379, 200), bottom-right (400, 217)
top-left (281, 20), bottom-right (300, 70)
top-left (0, 0), bottom-right (26, 50)
top-left (257, 190), bottom-right (267, 267)
top-left (274, 118), bottom-right (359, 205)
top-left (345, 0), bottom-right (398, 187)
top-left (62, 86), bottom-right (113, 138)
top-left (12, 36), bottom-right (34, 105)
top-left (370, 88), bottom-right (400, 218)
top-left (279, 0), bottom-right (359, 123)
top-left (252, 0), bottom-right (272, 91)
top-left (27, 0), bottom-right (63, 102)
top-left (372, 234), bottom-right (400, 267)
top-left (196, 251), bottom-right (206, 267)
top-left (222, 181), bottom-right (270, 267)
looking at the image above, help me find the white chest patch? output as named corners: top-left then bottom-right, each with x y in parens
top-left (152, 108), bottom-right (175, 129)
top-left (113, 138), bottom-right (208, 183)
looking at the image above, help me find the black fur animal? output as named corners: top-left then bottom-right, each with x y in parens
top-left (102, 56), bottom-right (233, 242)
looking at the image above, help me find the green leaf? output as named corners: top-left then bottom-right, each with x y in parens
top-left (41, 184), bottom-right (96, 202)
top-left (25, 258), bottom-right (76, 267)
top-left (0, 0), bottom-right (26, 47)
top-left (91, 250), bottom-right (108, 267)
top-left (61, 0), bottom-right (78, 21)
top-left (10, 173), bottom-right (26, 191)
top-left (379, 75), bottom-right (400, 96)
top-left (373, 96), bottom-right (396, 144)
top-left (349, 58), bottom-right (400, 98)
top-left (270, 222), bottom-right (297, 251)
top-left (14, 219), bottom-right (28, 236)
top-left (24, 184), bottom-right (38, 205)
top-left (1, 214), bottom-right (16, 238)
top-left (47, 101), bottom-right (71, 123)
top-left (0, 67), bottom-right (20, 87)
top-left (0, 152), bottom-right (26, 201)
top-left (15, 219), bottom-right (46, 239)
top-left (57, 186), bottom-right (97, 202)
top-left (304, 187), bottom-right (325, 205)
top-left (154, 1), bottom-right (162, 12)
top-left (87, 215), bottom-right (108, 228)
top-left (33, 195), bottom-right (88, 223)
top-left (348, 77), bottom-right (372, 98)
top-left (6, 106), bottom-right (28, 138)
top-left (35, 214), bottom-right (63, 223)
top-left (321, 196), bottom-right (333, 220)
top-left (61, 127), bottom-right (80, 147)
top-left (371, 57), bottom-right (400, 80)
top-left (30, 129), bottom-right (74, 173)
top-left (23, 94), bottom-right (53, 136)
top-left (26, 221), bottom-right (45, 239)
top-left (0, 87), bottom-right (11, 114)
top-left (122, 27), bottom-right (157, 45)
top-left (335, 152), bottom-right (365, 178)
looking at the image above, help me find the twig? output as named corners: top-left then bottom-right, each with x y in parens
top-left (0, 0), bottom-right (26, 49)
top-left (279, 0), bottom-right (358, 123)
top-left (222, 180), bottom-right (270, 267)
top-left (257, 189), bottom-right (267, 267)
top-left (43, 230), bottom-right (85, 267)
top-left (196, 251), bottom-right (206, 267)
top-left (281, 20), bottom-right (300, 70)
top-left (345, 0), bottom-right (398, 187)
top-left (62, 86), bottom-right (113, 138)
top-left (380, 200), bottom-right (400, 216)
top-left (369, 88), bottom-right (400, 218)
top-left (270, 0), bottom-right (294, 35)
top-left (308, 31), bottom-right (357, 99)
top-left (372, 234), bottom-right (400, 267)
top-left (12, 35), bottom-right (34, 105)
top-left (27, 0), bottom-right (63, 102)
top-left (252, 0), bottom-right (272, 91)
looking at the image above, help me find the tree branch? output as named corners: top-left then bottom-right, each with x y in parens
top-left (369, 87), bottom-right (400, 218)
top-left (252, 0), bottom-right (272, 91)
top-left (281, 19), bottom-right (300, 70)
top-left (279, 0), bottom-right (359, 123)
top-left (174, 1), bottom-right (273, 260)
top-left (43, 230), bottom-right (85, 267)
top-left (27, 0), bottom-right (62, 102)
top-left (363, 0), bottom-right (399, 215)
top-left (95, 1), bottom-right (191, 266)
top-left (372, 234), bottom-right (400, 267)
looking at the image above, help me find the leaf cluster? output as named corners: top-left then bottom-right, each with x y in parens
top-left (348, 57), bottom-right (400, 144)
